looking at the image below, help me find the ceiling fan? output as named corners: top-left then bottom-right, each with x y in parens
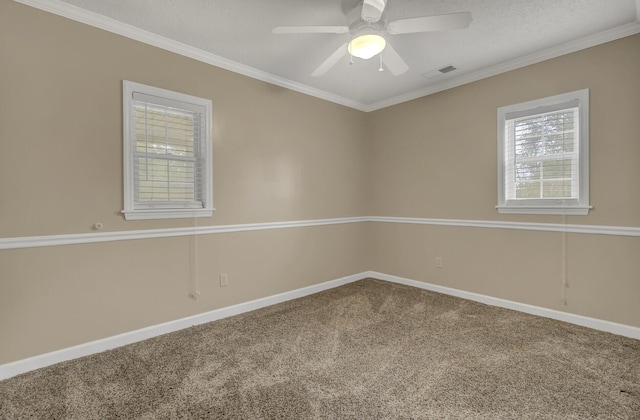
top-left (272, 0), bottom-right (472, 77)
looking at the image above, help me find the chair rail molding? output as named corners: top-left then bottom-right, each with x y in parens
top-left (1, 216), bottom-right (640, 250)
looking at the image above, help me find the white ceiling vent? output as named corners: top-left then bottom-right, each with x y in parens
top-left (438, 65), bottom-right (457, 74)
top-left (422, 65), bottom-right (458, 79)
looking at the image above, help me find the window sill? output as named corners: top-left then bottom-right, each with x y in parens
top-left (496, 205), bottom-right (591, 216)
top-left (122, 208), bottom-right (215, 221)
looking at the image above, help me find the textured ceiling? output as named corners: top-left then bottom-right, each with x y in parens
top-left (24, 0), bottom-right (640, 110)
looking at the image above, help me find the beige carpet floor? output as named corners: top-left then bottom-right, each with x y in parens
top-left (1, 278), bottom-right (640, 419)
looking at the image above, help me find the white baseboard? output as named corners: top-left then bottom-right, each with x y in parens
top-left (368, 271), bottom-right (640, 341)
top-left (0, 272), bottom-right (368, 381)
top-left (3, 271), bottom-right (639, 381)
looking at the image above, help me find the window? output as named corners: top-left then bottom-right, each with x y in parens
top-left (122, 81), bottom-right (213, 220)
top-left (497, 89), bottom-right (590, 215)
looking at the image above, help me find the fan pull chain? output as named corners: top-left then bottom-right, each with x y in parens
top-left (379, 54), bottom-right (384, 72)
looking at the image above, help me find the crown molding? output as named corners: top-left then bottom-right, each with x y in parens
top-left (11, 0), bottom-right (370, 112)
top-left (12, 0), bottom-right (640, 113)
top-left (365, 21), bottom-right (640, 111)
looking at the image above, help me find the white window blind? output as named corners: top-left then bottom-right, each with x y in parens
top-left (133, 95), bottom-right (203, 207)
top-left (123, 81), bottom-right (213, 220)
top-left (505, 105), bottom-right (579, 200)
top-left (497, 89), bottom-right (590, 215)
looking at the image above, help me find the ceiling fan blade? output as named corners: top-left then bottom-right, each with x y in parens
top-left (361, 0), bottom-right (387, 23)
top-left (311, 43), bottom-right (349, 77)
top-left (272, 26), bottom-right (349, 34)
top-left (382, 44), bottom-right (409, 76)
top-left (387, 12), bottom-right (472, 34)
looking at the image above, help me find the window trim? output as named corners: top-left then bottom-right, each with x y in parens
top-left (122, 81), bottom-right (213, 220)
top-left (497, 89), bottom-right (591, 215)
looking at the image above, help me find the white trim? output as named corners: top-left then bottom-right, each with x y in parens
top-left (365, 22), bottom-right (640, 111)
top-left (122, 80), bottom-right (214, 220)
top-left (367, 216), bottom-right (640, 237)
top-left (2, 216), bottom-right (640, 250)
top-left (0, 272), bottom-right (368, 381)
top-left (3, 270), bottom-right (639, 380)
top-left (369, 271), bottom-right (640, 341)
top-left (11, 0), bottom-right (640, 112)
top-left (496, 89), bottom-right (590, 215)
top-left (495, 205), bottom-right (591, 215)
top-left (121, 208), bottom-right (215, 220)
top-left (11, 0), bottom-right (369, 112)
top-left (0, 217), bottom-right (368, 250)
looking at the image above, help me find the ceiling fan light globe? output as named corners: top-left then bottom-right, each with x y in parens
top-left (348, 34), bottom-right (386, 60)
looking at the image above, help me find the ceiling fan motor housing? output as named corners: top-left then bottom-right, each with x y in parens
top-left (349, 18), bottom-right (387, 36)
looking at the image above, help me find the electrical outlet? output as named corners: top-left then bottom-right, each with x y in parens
top-left (219, 273), bottom-right (228, 287)
top-left (435, 257), bottom-right (443, 269)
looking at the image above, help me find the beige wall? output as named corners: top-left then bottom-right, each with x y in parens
top-left (0, 223), bottom-right (369, 363)
top-left (368, 34), bottom-right (640, 326)
top-left (368, 34), bottom-right (640, 226)
top-left (1, 0), bottom-right (639, 365)
top-left (0, 1), bottom-right (368, 238)
top-left (0, 1), bottom-right (369, 364)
